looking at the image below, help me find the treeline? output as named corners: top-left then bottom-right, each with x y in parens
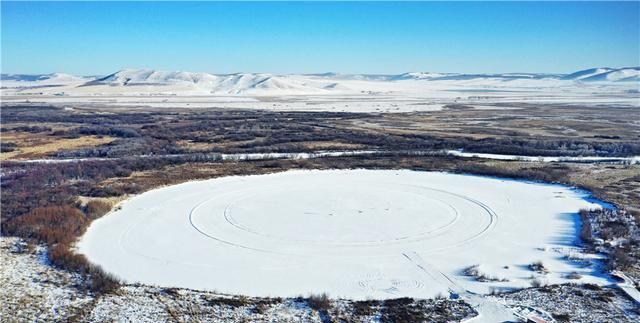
top-left (68, 126), bottom-right (141, 138)
top-left (397, 134), bottom-right (640, 157)
top-left (56, 124), bottom-right (640, 159)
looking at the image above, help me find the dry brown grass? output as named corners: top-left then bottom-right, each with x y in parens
top-left (299, 141), bottom-right (364, 150)
top-left (175, 139), bottom-right (216, 152)
top-left (76, 196), bottom-right (126, 208)
top-left (1, 132), bottom-right (115, 160)
top-left (566, 164), bottom-right (640, 214)
top-left (344, 105), bottom-right (640, 142)
top-left (77, 196), bottom-right (126, 219)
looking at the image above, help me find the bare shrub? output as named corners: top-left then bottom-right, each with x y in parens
top-left (553, 313), bottom-right (571, 322)
top-left (462, 264), bottom-right (508, 282)
top-left (583, 283), bottom-right (602, 291)
top-left (565, 271), bottom-right (582, 280)
top-left (84, 200), bottom-right (113, 219)
top-left (608, 247), bottom-right (633, 270)
top-left (462, 264), bottom-right (481, 277)
top-left (48, 243), bottom-right (88, 271)
top-left (252, 302), bottom-right (267, 314)
top-left (352, 300), bottom-right (380, 316)
top-left (308, 292), bottom-right (331, 311)
top-left (529, 261), bottom-right (548, 274)
top-left (86, 264), bottom-right (121, 294)
top-left (578, 209), bottom-right (593, 245)
top-left (530, 277), bottom-right (543, 288)
top-left (207, 296), bottom-right (250, 307)
top-left (48, 243), bottom-right (120, 294)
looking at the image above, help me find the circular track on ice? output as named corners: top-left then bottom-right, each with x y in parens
top-left (78, 169), bottom-right (601, 299)
top-left (187, 183), bottom-right (497, 254)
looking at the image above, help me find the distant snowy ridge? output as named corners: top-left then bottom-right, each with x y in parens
top-left (2, 67), bottom-right (638, 96)
top-left (89, 69), bottom-right (219, 86)
top-left (561, 67), bottom-right (640, 82)
top-left (1, 73), bottom-right (93, 86)
top-left (80, 69), bottom-right (330, 95)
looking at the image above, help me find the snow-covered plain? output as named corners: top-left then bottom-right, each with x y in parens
top-left (78, 170), bottom-right (610, 300)
top-left (2, 67), bottom-right (638, 112)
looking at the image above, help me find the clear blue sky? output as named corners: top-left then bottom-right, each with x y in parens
top-left (2, 1), bottom-right (639, 75)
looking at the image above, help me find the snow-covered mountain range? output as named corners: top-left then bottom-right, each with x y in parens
top-left (1, 67), bottom-right (638, 96)
top-left (1, 73), bottom-right (93, 85)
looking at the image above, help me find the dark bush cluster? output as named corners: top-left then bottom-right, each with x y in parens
top-left (579, 209), bottom-right (593, 245)
top-left (74, 126), bottom-right (141, 138)
top-left (10, 125), bottom-right (52, 133)
top-left (456, 163), bottom-right (571, 184)
top-left (307, 293), bottom-right (331, 311)
top-left (1, 141), bottom-right (17, 152)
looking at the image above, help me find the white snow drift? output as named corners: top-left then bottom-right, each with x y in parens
top-left (79, 170), bottom-right (608, 299)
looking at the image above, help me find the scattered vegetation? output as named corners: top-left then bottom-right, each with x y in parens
top-left (529, 261), bottom-right (549, 274)
top-left (579, 208), bottom-right (640, 278)
top-left (462, 264), bottom-right (508, 282)
top-left (379, 297), bottom-right (475, 322)
top-left (530, 276), bottom-right (544, 288)
top-left (552, 312), bottom-right (571, 322)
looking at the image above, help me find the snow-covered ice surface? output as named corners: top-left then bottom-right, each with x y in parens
top-left (79, 169), bottom-right (611, 300)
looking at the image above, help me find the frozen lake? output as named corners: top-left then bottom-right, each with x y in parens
top-left (78, 170), bottom-right (608, 299)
